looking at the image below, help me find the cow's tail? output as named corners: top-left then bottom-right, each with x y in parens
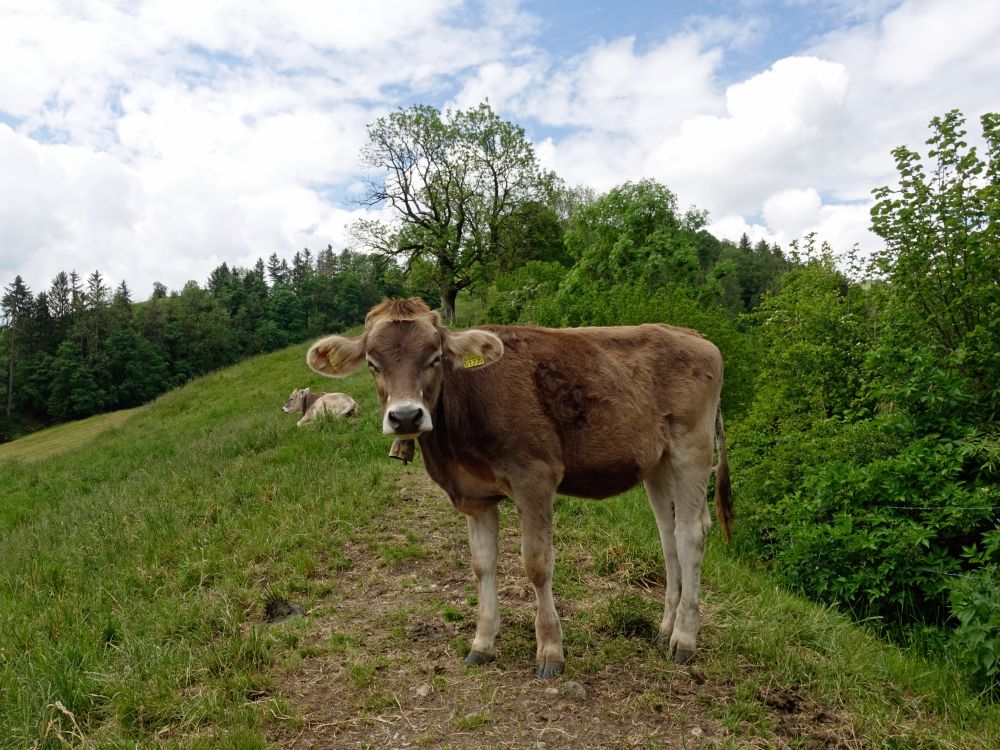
top-left (714, 405), bottom-right (734, 545)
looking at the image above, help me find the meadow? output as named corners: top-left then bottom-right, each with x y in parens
top-left (1, 340), bottom-right (998, 748)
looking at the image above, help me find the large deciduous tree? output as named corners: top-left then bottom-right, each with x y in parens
top-left (351, 102), bottom-right (553, 321)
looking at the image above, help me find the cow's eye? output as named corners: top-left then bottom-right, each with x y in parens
top-left (427, 355), bottom-right (442, 369)
top-left (367, 362), bottom-right (381, 375)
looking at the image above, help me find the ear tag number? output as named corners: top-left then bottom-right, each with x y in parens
top-left (463, 353), bottom-right (485, 369)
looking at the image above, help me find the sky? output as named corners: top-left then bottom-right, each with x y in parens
top-left (1, 0), bottom-right (998, 299)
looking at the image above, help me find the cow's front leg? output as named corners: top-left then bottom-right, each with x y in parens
top-left (465, 505), bottom-right (500, 665)
top-left (516, 494), bottom-right (564, 678)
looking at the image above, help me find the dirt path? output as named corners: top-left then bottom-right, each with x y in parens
top-left (269, 466), bottom-right (856, 749)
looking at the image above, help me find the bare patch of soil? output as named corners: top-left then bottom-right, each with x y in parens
top-left (755, 686), bottom-right (861, 749)
top-left (268, 465), bottom-right (860, 749)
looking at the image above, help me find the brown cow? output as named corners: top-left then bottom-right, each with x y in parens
top-left (307, 298), bottom-right (731, 678)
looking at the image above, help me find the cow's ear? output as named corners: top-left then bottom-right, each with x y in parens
top-left (444, 329), bottom-right (504, 370)
top-left (307, 335), bottom-right (366, 378)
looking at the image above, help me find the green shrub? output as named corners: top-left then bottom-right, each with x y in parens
top-left (949, 565), bottom-right (1000, 694)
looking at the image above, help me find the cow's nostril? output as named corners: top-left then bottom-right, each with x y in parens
top-left (388, 405), bottom-right (423, 432)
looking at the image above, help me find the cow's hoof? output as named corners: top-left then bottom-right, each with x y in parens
top-left (673, 648), bottom-right (695, 665)
top-left (535, 661), bottom-right (565, 679)
top-left (654, 633), bottom-right (669, 648)
top-left (464, 650), bottom-right (494, 666)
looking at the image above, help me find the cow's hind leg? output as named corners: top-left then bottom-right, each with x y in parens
top-left (513, 483), bottom-right (563, 678)
top-left (645, 433), bottom-right (713, 664)
top-left (644, 461), bottom-right (682, 653)
top-left (669, 433), bottom-right (714, 664)
top-left (465, 505), bottom-right (500, 665)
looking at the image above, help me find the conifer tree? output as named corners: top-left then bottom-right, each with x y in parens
top-left (48, 272), bottom-right (72, 320)
top-left (2, 276), bottom-right (33, 419)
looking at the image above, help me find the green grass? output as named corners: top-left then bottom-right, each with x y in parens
top-left (0, 344), bottom-right (391, 748)
top-left (0, 407), bottom-right (143, 463)
top-left (553, 489), bottom-right (1000, 746)
top-left (1, 341), bottom-right (998, 748)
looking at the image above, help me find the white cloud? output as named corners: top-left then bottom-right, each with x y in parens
top-left (525, 0), bottom-right (1000, 257)
top-left (520, 35), bottom-right (724, 144)
top-left (762, 189), bottom-right (876, 254)
top-left (0, 0), bottom-right (536, 295)
top-left (450, 61), bottom-right (543, 112)
top-left (870, 0), bottom-right (1000, 86)
top-left (762, 188), bottom-right (824, 240)
top-left (535, 132), bottom-right (647, 192)
top-left (809, 0), bottom-right (1000, 190)
top-left (0, 124), bottom-right (140, 285)
top-left (647, 56), bottom-right (850, 217)
top-left (711, 195), bottom-right (877, 257)
top-left (2, 0), bottom-right (999, 297)
top-left (707, 215), bottom-right (780, 248)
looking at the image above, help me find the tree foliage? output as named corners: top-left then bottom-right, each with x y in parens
top-left (871, 109), bottom-right (1000, 427)
top-left (351, 102), bottom-right (553, 321)
top-left (731, 112), bottom-right (1000, 693)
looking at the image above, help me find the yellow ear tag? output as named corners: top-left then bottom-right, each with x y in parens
top-left (463, 353), bottom-right (486, 369)
top-left (326, 351), bottom-right (343, 373)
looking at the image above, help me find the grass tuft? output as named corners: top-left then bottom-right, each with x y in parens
top-left (598, 593), bottom-right (659, 638)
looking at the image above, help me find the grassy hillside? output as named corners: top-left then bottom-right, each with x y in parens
top-left (1, 342), bottom-right (997, 748)
top-left (0, 408), bottom-right (144, 464)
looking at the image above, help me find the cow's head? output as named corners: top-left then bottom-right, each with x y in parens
top-left (282, 388), bottom-right (309, 413)
top-left (306, 298), bottom-right (504, 438)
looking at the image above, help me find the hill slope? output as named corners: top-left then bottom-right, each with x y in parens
top-left (0, 343), bottom-right (996, 749)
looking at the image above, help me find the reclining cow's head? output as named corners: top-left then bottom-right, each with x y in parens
top-left (306, 298), bottom-right (504, 438)
top-left (282, 388), bottom-right (309, 413)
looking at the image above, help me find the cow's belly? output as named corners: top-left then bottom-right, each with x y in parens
top-left (557, 463), bottom-right (643, 499)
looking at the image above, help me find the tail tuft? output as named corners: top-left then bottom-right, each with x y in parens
top-left (714, 406), bottom-right (734, 545)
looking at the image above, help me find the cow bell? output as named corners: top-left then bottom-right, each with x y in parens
top-left (389, 438), bottom-right (416, 465)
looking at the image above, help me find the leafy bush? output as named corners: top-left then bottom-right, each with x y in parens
top-left (729, 110), bottom-right (1000, 695)
top-left (737, 416), bottom-right (998, 628)
top-left (949, 565), bottom-right (1000, 694)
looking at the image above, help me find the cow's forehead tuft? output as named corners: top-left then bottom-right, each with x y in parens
top-left (367, 317), bottom-right (440, 356)
top-left (365, 297), bottom-right (436, 329)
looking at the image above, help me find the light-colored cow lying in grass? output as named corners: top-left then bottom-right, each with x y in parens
top-left (282, 388), bottom-right (358, 426)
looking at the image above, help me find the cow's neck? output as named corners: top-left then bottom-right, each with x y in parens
top-left (418, 397), bottom-right (448, 459)
top-left (418, 378), bottom-right (461, 463)
top-left (303, 392), bottom-right (321, 415)
top-left (419, 372), bottom-right (472, 464)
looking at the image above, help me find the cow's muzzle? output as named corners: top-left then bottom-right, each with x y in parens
top-left (383, 401), bottom-right (432, 436)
